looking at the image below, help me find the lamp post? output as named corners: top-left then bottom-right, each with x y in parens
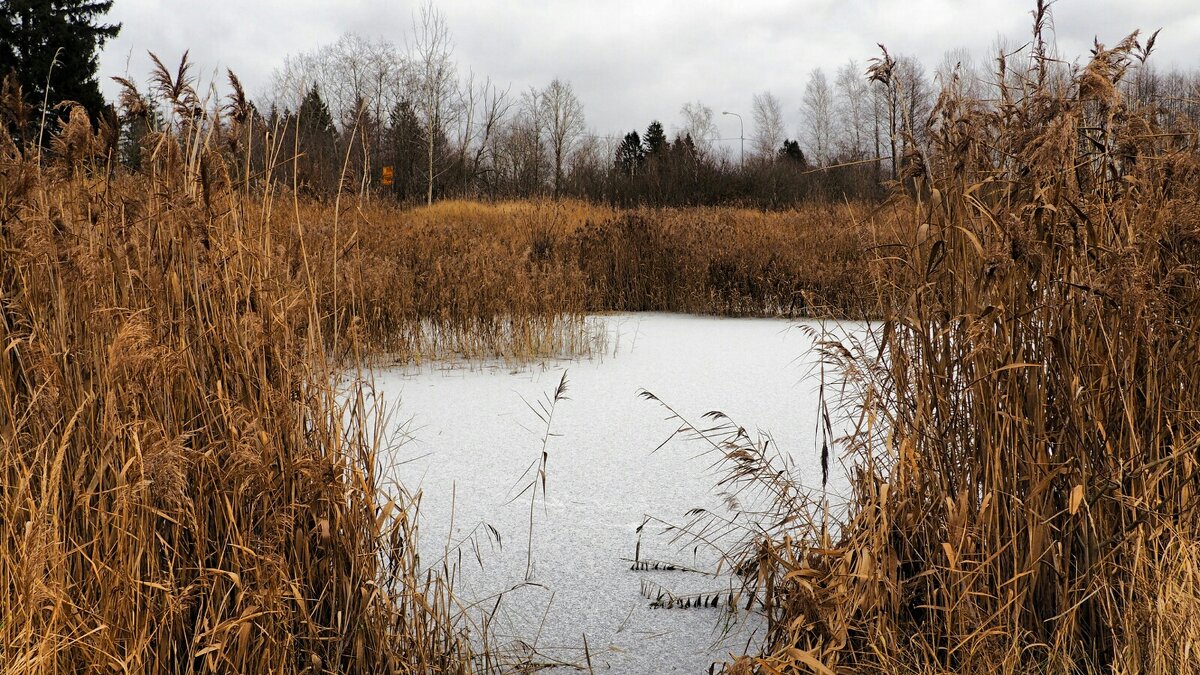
top-left (722, 110), bottom-right (743, 170)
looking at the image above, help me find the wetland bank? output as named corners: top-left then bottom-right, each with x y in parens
top-left (4, 1), bottom-right (1200, 673)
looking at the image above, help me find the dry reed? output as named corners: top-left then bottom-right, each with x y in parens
top-left (292, 197), bottom-right (890, 360)
top-left (703, 10), bottom-right (1200, 674)
top-left (0, 77), bottom-right (475, 672)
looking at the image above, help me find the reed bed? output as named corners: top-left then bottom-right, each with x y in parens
top-left (1, 56), bottom-right (891, 673)
top-left (700, 15), bottom-right (1200, 675)
top-left (295, 197), bottom-right (890, 357)
top-left (0, 101), bottom-right (475, 671)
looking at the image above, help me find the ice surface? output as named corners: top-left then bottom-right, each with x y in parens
top-left (372, 313), bottom-right (861, 673)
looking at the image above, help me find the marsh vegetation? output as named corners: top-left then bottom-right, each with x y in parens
top-left (2, 1), bottom-right (1199, 673)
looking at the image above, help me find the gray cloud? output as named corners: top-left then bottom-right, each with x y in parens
top-left (100, 0), bottom-right (1198, 146)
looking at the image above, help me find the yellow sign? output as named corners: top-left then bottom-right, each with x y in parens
top-left (381, 166), bottom-right (394, 186)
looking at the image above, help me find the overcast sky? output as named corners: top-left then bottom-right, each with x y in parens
top-left (98, 1), bottom-right (1199, 147)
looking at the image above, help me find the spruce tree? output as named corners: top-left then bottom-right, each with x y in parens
top-left (298, 85), bottom-right (335, 139)
top-left (295, 85), bottom-right (338, 194)
top-left (386, 99), bottom-right (424, 200)
top-left (615, 130), bottom-right (644, 176)
top-left (0, 0), bottom-right (121, 120)
top-left (643, 120), bottom-right (668, 155)
top-left (779, 139), bottom-right (807, 167)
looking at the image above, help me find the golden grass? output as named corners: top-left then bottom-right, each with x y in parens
top-left (19, 22), bottom-right (1198, 673)
top-left (697, 17), bottom-right (1200, 675)
top-left (1, 57), bottom-right (896, 673)
top-left (293, 197), bottom-right (891, 359)
top-left (0, 116), bottom-right (474, 672)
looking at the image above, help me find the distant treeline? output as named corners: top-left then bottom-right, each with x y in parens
top-left (6, 3), bottom-right (1200, 210)
top-left (203, 10), bottom-right (1200, 209)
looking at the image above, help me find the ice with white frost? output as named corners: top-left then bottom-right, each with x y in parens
top-left (372, 313), bottom-right (859, 673)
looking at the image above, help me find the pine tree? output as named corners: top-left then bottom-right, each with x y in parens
top-left (779, 139), bottom-right (807, 167)
top-left (673, 133), bottom-right (698, 159)
top-left (615, 130), bottom-right (644, 176)
top-left (643, 120), bottom-right (668, 155)
top-left (0, 0), bottom-right (121, 120)
top-left (298, 85), bottom-right (335, 139)
top-left (118, 91), bottom-right (161, 170)
top-left (385, 99), bottom-right (424, 200)
top-left (295, 85), bottom-right (338, 194)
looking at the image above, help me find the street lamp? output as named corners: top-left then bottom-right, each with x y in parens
top-left (721, 111), bottom-right (744, 170)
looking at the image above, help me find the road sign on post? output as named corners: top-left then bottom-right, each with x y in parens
top-left (381, 166), bottom-right (394, 186)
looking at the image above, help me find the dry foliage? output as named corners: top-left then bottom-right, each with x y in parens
top-left (0, 55), bottom-right (894, 674)
top-left (715, 14), bottom-right (1200, 675)
top-left (0, 95), bottom-right (474, 672)
top-left (296, 198), bottom-right (890, 359)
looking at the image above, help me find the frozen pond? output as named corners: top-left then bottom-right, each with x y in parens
top-left (372, 313), bottom-right (856, 673)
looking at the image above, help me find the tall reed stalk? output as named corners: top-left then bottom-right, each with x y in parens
top-left (0, 67), bottom-right (475, 673)
top-left (714, 10), bottom-right (1200, 674)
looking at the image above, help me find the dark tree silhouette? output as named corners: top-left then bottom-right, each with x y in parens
top-left (117, 91), bottom-right (161, 170)
top-left (384, 99), bottom-right (426, 201)
top-left (298, 86), bottom-right (335, 136)
top-left (644, 120), bottom-right (668, 156)
top-left (294, 85), bottom-right (338, 194)
top-left (0, 0), bottom-right (120, 121)
top-left (615, 130), bottom-right (643, 176)
top-left (779, 139), bottom-right (807, 167)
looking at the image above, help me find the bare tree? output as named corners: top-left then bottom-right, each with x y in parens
top-left (408, 1), bottom-right (459, 205)
top-left (520, 85), bottom-right (547, 191)
top-left (894, 56), bottom-right (933, 162)
top-left (325, 34), bottom-right (403, 132)
top-left (678, 100), bottom-right (719, 158)
top-left (935, 47), bottom-right (985, 102)
top-left (988, 34), bottom-right (1034, 104)
top-left (267, 33), bottom-right (404, 132)
top-left (868, 48), bottom-right (932, 179)
top-left (539, 78), bottom-right (586, 197)
top-left (266, 50), bottom-right (321, 122)
top-left (751, 91), bottom-right (786, 159)
top-left (491, 87), bottom-right (547, 196)
top-left (834, 60), bottom-right (870, 160)
top-left (801, 70), bottom-right (833, 165)
top-left (1124, 59), bottom-right (1161, 108)
top-left (460, 75), bottom-right (511, 196)
top-left (565, 133), bottom-right (606, 198)
top-left (1158, 67), bottom-right (1200, 127)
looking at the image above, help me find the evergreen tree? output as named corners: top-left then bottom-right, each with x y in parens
top-left (298, 85), bottom-right (335, 139)
top-left (0, 0), bottom-right (120, 120)
top-left (779, 139), bottom-right (807, 167)
top-left (341, 95), bottom-right (378, 192)
top-left (643, 120), bottom-right (668, 155)
top-left (295, 85), bottom-right (338, 194)
top-left (672, 133), bottom-right (698, 160)
top-left (653, 132), bottom-right (702, 205)
top-left (614, 130), bottom-right (643, 176)
top-left (118, 91), bottom-right (161, 170)
top-left (385, 99), bottom-right (424, 201)
top-left (266, 104), bottom-right (281, 135)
